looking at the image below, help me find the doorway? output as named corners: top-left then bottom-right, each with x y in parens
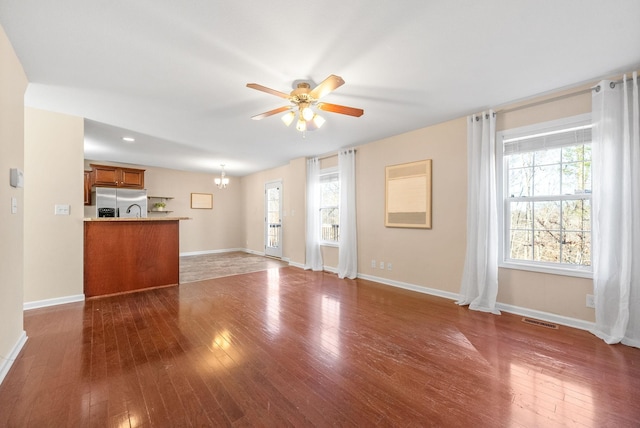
top-left (265, 180), bottom-right (282, 258)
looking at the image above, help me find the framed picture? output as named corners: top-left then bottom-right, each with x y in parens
top-left (385, 159), bottom-right (432, 228)
top-left (190, 193), bottom-right (213, 209)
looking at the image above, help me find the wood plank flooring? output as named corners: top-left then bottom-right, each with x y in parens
top-left (1, 267), bottom-right (640, 427)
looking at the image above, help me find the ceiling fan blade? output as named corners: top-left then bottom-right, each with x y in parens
top-left (246, 83), bottom-right (291, 99)
top-left (309, 75), bottom-right (345, 100)
top-left (317, 102), bottom-right (364, 117)
top-left (251, 106), bottom-right (291, 120)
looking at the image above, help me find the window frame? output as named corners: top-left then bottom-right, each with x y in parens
top-left (496, 113), bottom-right (593, 278)
top-left (318, 167), bottom-right (340, 247)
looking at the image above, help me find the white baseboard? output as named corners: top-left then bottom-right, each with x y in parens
top-left (356, 272), bottom-right (594, 332)
top-left (289, 261), bottom-right (305, 269)
top-left (495, 302), bottom-right (595, 331)
top-left (24, 294), bottom-right (85, 311)
top-left (244, 248), bottom-right (265, 256)
top-left (324, 265), bottom-right (338, 274)
top-left (180, 248), bottom-right (245, 257)
top-left (181, 248), bottom-right (268, 257)
top-left (181, 248), bottom-right (288, 259)
top-left (0, 331), bottom-right (27, 385)
top-left (357, 273), bottom-right (460, 301)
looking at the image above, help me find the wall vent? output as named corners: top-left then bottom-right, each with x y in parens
top-left (522, 317), bottom-right (559, 329)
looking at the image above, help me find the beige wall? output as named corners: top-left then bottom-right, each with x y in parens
top-left (356, 118), bottom-right (469, 291)
top-left (84, 160), bottom-right (245, 254)
top-left (240, 165), bottom-right (284, 254)
top-left (282, 158), bottom-right (306, 265)
top-left (496, 86), bottom-right (594, 321)
top-left (24, 108), bottom-right (84, 303)
top-left (354, 89), bottom-right (594, 321)
top-left (0, 25), bottom-right (28, 369)
top-left (243, 86), bottom-right (596, 323)
top-left (240, 158), bottom-right (306, 265)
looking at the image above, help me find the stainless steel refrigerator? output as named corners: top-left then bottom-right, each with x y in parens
top-left (95, 187), bottom-right (148, 218)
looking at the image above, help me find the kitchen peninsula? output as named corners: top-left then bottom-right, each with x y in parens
top-left (84, 217), bottom-right (189, 297)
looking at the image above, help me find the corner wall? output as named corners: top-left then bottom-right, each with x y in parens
top-left (241, 158), bottom-right (306, 265)
top-left (24, 108), bottom-right (84, 304)
top-left (0, 25), bottom-right (28, 382)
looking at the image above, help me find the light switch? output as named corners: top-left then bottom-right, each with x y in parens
top-left (11, 197), bottom-right (17, 214)
top-left (55, 204), bottom-right (70, 215)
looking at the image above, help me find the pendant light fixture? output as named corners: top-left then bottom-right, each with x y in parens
top-left (215, 164), bottom-right (229, 189)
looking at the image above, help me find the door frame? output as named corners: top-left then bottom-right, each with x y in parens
top-left (264, 180), bottom-right (283, 258)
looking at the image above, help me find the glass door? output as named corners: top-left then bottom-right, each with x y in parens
top-left (265, 181), bottom-right (282, 258)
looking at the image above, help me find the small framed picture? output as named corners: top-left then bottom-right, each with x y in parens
top-left (190, 193), bottom-right (213, 209)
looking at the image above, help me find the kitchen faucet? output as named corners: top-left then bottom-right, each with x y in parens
top-left (126, 203), bottom-right (142, 218)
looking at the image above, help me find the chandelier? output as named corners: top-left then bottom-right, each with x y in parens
top-left (215, 164), bottom-right (229, 189)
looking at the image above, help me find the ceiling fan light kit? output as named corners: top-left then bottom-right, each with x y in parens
top-left (281, 111), bottom-right (295, 126)
top-left (247, 74), bottom-right (363, 134)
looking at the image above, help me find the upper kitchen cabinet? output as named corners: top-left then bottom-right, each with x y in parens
top-left (90, 164), bottom-right (145, 189)
top-left (84, 170), bottom-right (92, 205)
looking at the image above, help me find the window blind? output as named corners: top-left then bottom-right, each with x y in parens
top-left (503, 126), bottom-right (591, 155)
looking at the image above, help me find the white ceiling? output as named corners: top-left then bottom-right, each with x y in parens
top-left (1, 1), bottom-right (639, 177)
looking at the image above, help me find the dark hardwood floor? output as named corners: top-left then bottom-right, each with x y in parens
top-left (1, 267), bottom-right (639, 427)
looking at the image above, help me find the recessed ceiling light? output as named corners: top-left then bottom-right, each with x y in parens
top-left (122, 136), bottom-right (135, 142)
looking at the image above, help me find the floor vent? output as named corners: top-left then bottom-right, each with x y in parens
top-left (522, 317), bottom-right (559, 329)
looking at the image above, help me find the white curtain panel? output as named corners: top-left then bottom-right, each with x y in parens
top-left (591, 72), bottom-right (640, 348)
top-left (337, 149), bottom-right (358, 279)
top-left (457, 110), bottom-right (500, 314)
top-left (305, 157), bottom-right (324, 271)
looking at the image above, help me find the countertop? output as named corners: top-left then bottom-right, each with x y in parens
top-left (84, 217), bottom-right (190, 222)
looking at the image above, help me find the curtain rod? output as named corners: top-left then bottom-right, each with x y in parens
top-left (593, 73), bottom-right (638, 93)
top-left (315, 148), bottom-right (357, 161)
top-left (497, 74), bottom-right (638, 115)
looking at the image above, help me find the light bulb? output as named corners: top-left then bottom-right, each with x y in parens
top-left (301, 106), bottom-right (314, 121)
top-left (313, 114), bottom-right (326, 128)
top-left (281, 111), bottom-right (295, 126)
top-left (296, 118), bottom-right (307, 132)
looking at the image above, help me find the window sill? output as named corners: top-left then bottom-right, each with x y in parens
top-left (320, 241), bottom-right (339, 248)
top-left (499, 261), bottom-right (592, 279)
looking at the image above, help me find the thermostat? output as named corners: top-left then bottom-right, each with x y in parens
top-left (10, 168), bottom-right (24, 188)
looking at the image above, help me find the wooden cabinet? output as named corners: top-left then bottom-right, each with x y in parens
top-left (84, 220), bottom-right (180, 297)
top-left (90, 164), bottom-right (145, 189)
top-left (84, 171), bottom-right (92, 205)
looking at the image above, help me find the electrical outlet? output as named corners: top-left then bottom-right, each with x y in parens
top-left (379, 261), bottom-right (385, 269)
top-left (371, 259), bottom-right (376, 268)
top-left (586, 294), bottom-right (595, 308)
top-left (387, 263), bottom-right (392, 271)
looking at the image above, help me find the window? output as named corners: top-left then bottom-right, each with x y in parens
top-left (498, 114), bottom-right (592, 277)
top-left (319, 169), bottom-right (339, 243)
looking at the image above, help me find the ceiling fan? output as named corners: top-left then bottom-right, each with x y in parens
top-left (246, 74), bottom-right (364, 132)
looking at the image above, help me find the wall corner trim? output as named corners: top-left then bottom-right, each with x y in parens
top-left (0, 331), bottom-right (27, 385)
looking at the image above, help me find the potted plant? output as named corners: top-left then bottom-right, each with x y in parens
top-left (153, 201), bottom-right (166, 211)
